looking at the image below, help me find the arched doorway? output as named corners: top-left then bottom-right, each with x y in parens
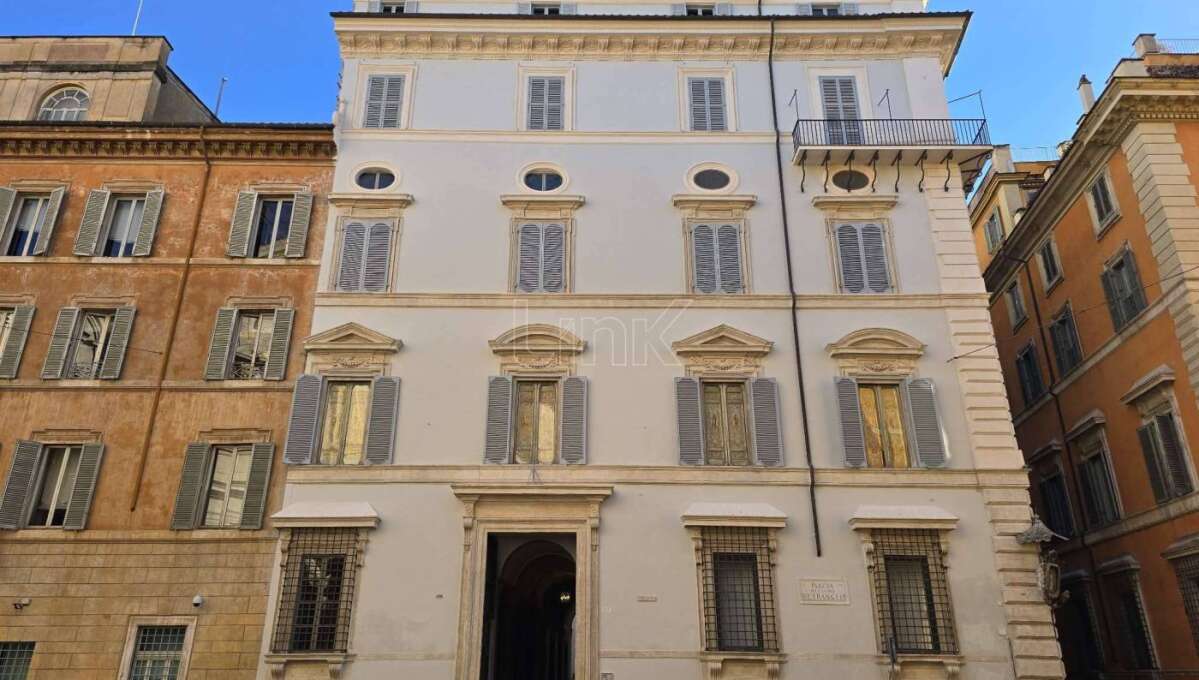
top-left (480, 535), bottom-right (575, 680)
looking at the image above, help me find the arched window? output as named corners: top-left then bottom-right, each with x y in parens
top-left (37, 87), bottom-right (90, 122)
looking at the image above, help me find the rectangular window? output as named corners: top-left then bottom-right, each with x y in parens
top-left (687, 77), bottom-right (728, 131)
top-left (515, 222), bottom-right (567, 293)
top-left (4, 195), bottom-right (51, 257)
top-left (1102, 248), bottom-right (1148, 331)
top-left (983, 210), bottom-right (1004, 253)
top-left (1138, 411), bottom-right (1194, 503)
top-left (0, 309), bottom-right (12, 359)
top-left (1090, 174), bottom-right (1118, 228)
top-left (336, 221), bottom-right (395, 293)
top-left (0, 642), bottom-right (34, 680)
top-left (819, 76), bottom-right (862, 144)
top-left (811, 3), bottom-right (841, 15)
top-left (1060, 581), bottom-right (1105, 674)
top-left (317, 381), bottom-right (371, 465)
top-left (834, 222), bottom-right (891, 294)
top-left (127, 625), bottom-right (187, 680)
top-left (513, 380), bottom-right (559, 464)
top-left (686, 3), bottom-right (715, 14)
top-left (692, 223), bottom-right (745, 294)
top-left (362, 75), bottom-right (406, 129)
top-left (526, 76), bottom-right (565, 131)
top-left (1077, 434), bottom-right (1120, 527)
top-left (1172, 553), bottom-right (1199, 654)
top-left (1015, 343), bottom-right (1045, 407)
top-left (381, 0), bottom-right (406, 12)
top-left (1105, 571), bottom-right (1157, 670)
top-left (229, 311), bottom-right (277, 380)
top-left (1049, 305), bottom-right (1083, 376)
top-left (102, 196), bottom-right (147, 257)
top-left (699, 527), bottom-right (778, 653)
top-left (857, 382), bottom-right (910, 469)
top-left (531, 3), bottom-right (561, 13)
top-left (272, 527), bottom-right (359, 654)
top-left (1038, 466), bottom-right (1074, 538)
top-left (1039, 239), bottom-right (1062, 287)
top-left (28, 445), bottom-right (82, 527)
top-left (201, 445), bottom-right (253, 528)
top-left (870, 529), bottom-right (958, 656)
top-left (1005, 281), bottom-right (1027, 327)
top-left (252, 197), bottom-right (294, 259)
top-left (701, 381), bottom-right (752, 466)
top-left (66, 310), bottom-right (116, 379)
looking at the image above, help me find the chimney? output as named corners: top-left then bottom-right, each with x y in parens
top-left (1078, 75), bottom-right (1095, 113)
top-left (1133, 33), bottom-right (1160, 57)
top-left (992, 144), bottom-right (1015, 173)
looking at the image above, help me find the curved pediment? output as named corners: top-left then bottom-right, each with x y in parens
top-left (827, 328), bottom-right (925, 359)
top-left (489, 324), bottom-right (586, 355)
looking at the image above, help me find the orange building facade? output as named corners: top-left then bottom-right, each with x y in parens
top-left (0, 38), bottom-right (334, 679)
top-left (970, 35), bottom-right (1199, 679)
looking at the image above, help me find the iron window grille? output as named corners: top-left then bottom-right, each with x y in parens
top-left (698, 527), bottom-right (778, 653)
top-left (1174, 554), bottom-right (1199, 654)
top-left (272, 528), bottom-right (360, 654)
top-left (869, 529), bottom-right (958, 656)
top-left (128, 625), bottom-right (187, 680)
top-left (1104, 570), bottom-right (1157, 670)
top-left (0, 643), bottom-right (33, 680)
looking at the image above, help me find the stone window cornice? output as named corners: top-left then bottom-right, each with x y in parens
top-left (827, 327), bottom-right (924, 378)
top-left (302, 322), bottom-right (401, 377)
top-left (490, 323), bottom-right (585, 376)
top-left (671, 324), bottom-right (772, 378)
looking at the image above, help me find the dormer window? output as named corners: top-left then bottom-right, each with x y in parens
top-left (37, 87), bottom-right (90, 122)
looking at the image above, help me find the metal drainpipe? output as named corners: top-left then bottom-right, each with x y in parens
top-left (129, 125), bottom-right (213, 511)
top-left (767, 17), bottom-right (823, 557)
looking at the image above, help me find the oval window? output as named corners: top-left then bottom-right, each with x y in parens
top-left (693, 169), bottom-right (731, 191)
top-left (356, 169), bottom-right (395, 190)
top-left (524, 170), bottom-right (564, 192)
top-left (832, 170), bottom-right (869, 191)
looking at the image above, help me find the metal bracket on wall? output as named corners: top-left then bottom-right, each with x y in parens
top-left (943, 151), bottom-right (953, 192)
top-left (798, 150), bottom-right (808, 193)
top-left (892, 150), bottom-right (903, 193)
top-left (916, 150), bottom-right (928, 193)
top-left (868, 151), bottom-right (880, 193)
top-left (821, 151), bottom-right (831, 193)
top-left (846, 150), bottom-right (856, 193)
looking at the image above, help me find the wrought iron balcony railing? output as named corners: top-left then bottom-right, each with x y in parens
top-left (792, 118), bottom-right (990, 149)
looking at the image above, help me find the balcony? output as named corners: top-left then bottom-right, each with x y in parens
top-left (791, 118), bottom-right (992, 191)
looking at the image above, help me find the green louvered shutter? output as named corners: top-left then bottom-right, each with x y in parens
top-left (240, 443), bottom-right (275, 529)
top-left (0, 441), bottom-right (42, 529)
top-left (285, 192), bottom-right (314, 258)
top-left (264, 309), bottom-right (294, 381)
top-left (170, 442), bottom-right (213, 530)
top-left (227, 191), bottom-right (257, 257)
top-left (0, 305), bottom-right (34, 379)
top-left (74, 189), bottom-right (110, 255)
top-left (61, 442), bottom-right (104, 530)
top-left (131, 190), bottom-right (164, 256)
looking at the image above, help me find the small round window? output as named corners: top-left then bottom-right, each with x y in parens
top-left (693, 169), bottom-right (731, 191)
top-left (524, 170), bottom-right (564, 192)
top-left (356, 169), bottom-right (395, 190)
top-left (831, 169), bottom-right (869, 191)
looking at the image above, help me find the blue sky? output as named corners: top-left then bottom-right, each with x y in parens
top-left (7, 0), bottom-right (1199, 153)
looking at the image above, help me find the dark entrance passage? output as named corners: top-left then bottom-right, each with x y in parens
top-left (480, 534), bottom-right (576, 680)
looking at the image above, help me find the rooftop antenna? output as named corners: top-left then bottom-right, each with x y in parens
top-left (214, 77), bottom-right (229, 119)
top-left (131, 0), bottom-right (145, 35)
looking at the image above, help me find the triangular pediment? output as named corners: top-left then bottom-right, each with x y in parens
top-left (672, 324), bottom-right (773, 356)
top-left (489, 324), bottom-right (585, 354)
top-left (304, 322), bottom-right (401, 353)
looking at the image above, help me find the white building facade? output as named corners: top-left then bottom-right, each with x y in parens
top-left (260, 2), bottom-right (1064, 679)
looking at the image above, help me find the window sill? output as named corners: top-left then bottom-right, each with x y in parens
top-left (263, 652), bottom-right (353, 679)
top-left (1044, 275), bottom-right (1064, 296)
top-left (876, 654), bottom-right (963, 679)
top-left (1094, 212), bottom-right (1121, 240)
top-left (1011, 315), bottom-right (1028, 333)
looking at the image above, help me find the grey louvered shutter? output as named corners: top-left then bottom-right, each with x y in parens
top-left (0, 441), bottom-right (42, 529)
top-left (750, 378), bottom-right (783, 466)
top-left (62, 442), bottom-right (103, 530)
top-left (264, 308), bottom-right (294, 381)
top-left (675, 377), bottom-right (704, 465)
top-left (365, 376), bottom-right (400, 464)
top-left (836, 223), bottom-right (865, 293)
top-left (542, 223), bottom-right (565, 292)
top-left (560, 376), bottom-right (588, 464)
top-left (689, 78), bottom-right (710, 131)
top-left (517, 224), bottom-right (542, 292)
top-left (284, 374), bottom-right (324, 465)
top-left (170, 442), bottom-right (212, 530)
top-left (204, 308), bottom-right (237, 380)
top-left (714, 2), bottom-right (732, 14)
top-left (671, 3), bottom-right (687, 14)
top-left (337, 222), bottom-right (367, 291)
top-left (1137, 425), bottom-right (1169, 503)
top-left (484, 376), bottom-right (514, 464)
top-left (905, 378), bottom-right (947, 468)
top-left (0, 305), bottom-right (34, 379)
top-left (74, 189), bottom-right (110, 255)
top-left (285, 192), bottom-right (314, 258)
top-left (716, 224), bottom-right (743, 293)
top-left (796, 3), bottom-right (813, 14)
top-left (131, 190), bottom-right (164, 256)
top-left (240, 442), bottom-right (275, 529)
top-left (0, 188), bottom-right (14, 249)
top-left (1124, 249), bottom-right (1148, 312)
top-left (30, 187), bottom-right (65, 256)
top-left (861, 223), bottom-right (891, 292)
top-left (835, 377), bottom-right (866, 467)
top-left (98, 306), bottom-right (136, 380)
top-left (227, 191), bottom-right (257, 257)
top-left (1101, 268), bottom-right (1122, 329)
top-left (528, 77), bottom-right (548, 130)
top-left (707, 79), bottom-right (727, 131)
top-left (363, 222), bottom-right (393, 292)
top-left (692, 224), bottom-right (717, 293)
top-left (545, 77), bottom-right (565, 131)
top-left (42, 307), bottom-right (80, 379)
top-left (1157, 414), bottom-right (1193, 495)
top-left (363, 75), bottom-right (404, 128)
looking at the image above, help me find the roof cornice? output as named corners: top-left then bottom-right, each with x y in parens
top-left (0, 123), bottom-right (336, 161)
top-left (333, 13), bottom-right (968, 72)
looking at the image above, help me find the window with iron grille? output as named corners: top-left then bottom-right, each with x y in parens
top-left (698, 527), bottom-right (778, 653)
top-left (0, 643), bottom-right (33, 680)
top-left (1173, 553), bottom-right (1199, 654)
top-left (1104, 570), bottom-right (1157, 670)
top-left (869, 529), bottom-right (958, 655)
top-left (272, 528), bottom-right (360, 654)
top-left (127, 625), bottom-right (187, 680)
